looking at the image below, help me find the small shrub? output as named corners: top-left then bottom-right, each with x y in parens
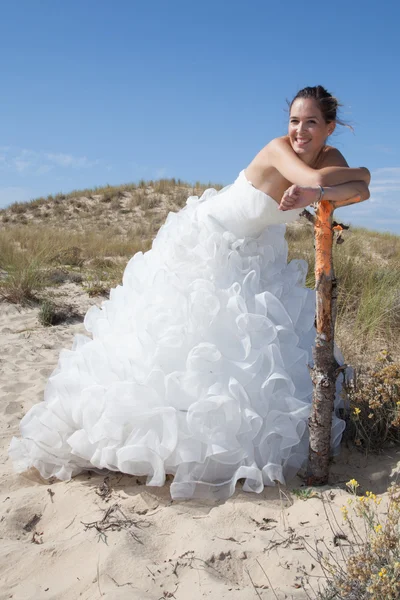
top-left (308, 481), bottom-right (400, 600)
top-left (51, 246), bottom-right (84, 267)
top-left (89, 258), bottom-right (117, 270)
top-left (292, 487), bottom-right (321, 501)
top-left (10, 203), bottom-right (27, 215)
top-left (46, 269), bottom-right (70, 285)
top-left (84, 281), bottom-right (110, 297)
top-left (0, 262), bottom-right (45, 304)
top-left (38, 300), bottom-right (82, 326)
top-left (38, 300), bottom-right (58, 326)
top-left (345, 351), bottom-right (400, 452)
top-left (68, 271), bottom-right (83, 284)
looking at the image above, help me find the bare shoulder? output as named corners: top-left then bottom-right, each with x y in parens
top-left (245, 136), bottom-right (293, 200)
top-left (246, 136), bottom-right (291, 170)
top-left (265, 135), bottom-right (291, 152)
top-left (319, 146), bottom-right (349, 167)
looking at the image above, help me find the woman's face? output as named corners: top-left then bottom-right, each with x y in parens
top-left (288, 98), bottom-right (335, 160)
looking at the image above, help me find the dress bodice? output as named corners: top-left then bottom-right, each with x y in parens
top-left (196, 170), bottom-right (303, 238)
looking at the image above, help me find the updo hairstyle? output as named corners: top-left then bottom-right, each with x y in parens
top-left (288, 85), bottom-right (350, 130)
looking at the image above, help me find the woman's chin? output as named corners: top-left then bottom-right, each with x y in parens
top-left (293, 147), bottom-right (309, 160)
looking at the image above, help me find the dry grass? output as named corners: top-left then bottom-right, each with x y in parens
top-left (344, 351), bottom-right (400, 452)
top-left (303, 482), bottom-right (400, 599)
top-left (286, 223), bottom-right (400, 365)
top-left (1, 179), bottom-right (399, 366)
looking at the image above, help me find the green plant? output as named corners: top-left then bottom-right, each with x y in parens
top-left (292, 487), bottom-right (321, 500)
top-left (38, 300), bottom-right (58, 326)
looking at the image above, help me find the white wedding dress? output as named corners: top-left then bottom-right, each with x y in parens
top-left (9, 171), bottom-right (346, 500)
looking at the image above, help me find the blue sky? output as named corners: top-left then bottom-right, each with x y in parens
top-left (0, 0), bottom-right (399, 233)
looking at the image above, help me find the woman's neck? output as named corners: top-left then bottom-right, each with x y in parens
top-left (301, 146), bottom-right (326, 169)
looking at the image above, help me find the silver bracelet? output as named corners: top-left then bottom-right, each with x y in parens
top-left (317, 185), bottom-right (325, 202)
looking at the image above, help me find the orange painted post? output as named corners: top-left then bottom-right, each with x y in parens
top-left (307, 194), bottom-right (362, 484)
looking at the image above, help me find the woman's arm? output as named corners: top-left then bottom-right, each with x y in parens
top-left (317, 148), bottom-right (370, 200)
top-left (268, 137), bottom-right (371, 186)
top-left (322, 180), bottom-right (370, 202)
top-left (278, 146), bottom-right (371, 211)
top-left (317, 148), bottom-right (371, 187)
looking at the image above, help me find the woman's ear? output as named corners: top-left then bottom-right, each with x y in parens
top-left (328, 122), bottom-right (336, 137)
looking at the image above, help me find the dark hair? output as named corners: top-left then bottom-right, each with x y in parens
top-left (288, 85), bottom-right (350, 130)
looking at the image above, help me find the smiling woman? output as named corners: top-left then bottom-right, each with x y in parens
top-left (245, 85), bottom-right (370, 210)
top-left (288, 88), bottom-right (337, 157)
top-left (9, 85), bottom-right (370, 501)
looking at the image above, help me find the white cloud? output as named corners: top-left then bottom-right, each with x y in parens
top-left (369, 167), bottom-right (400, 205)
top-left (334, 166), bottom-right (400, 234)
top-left (0, 146), bottom-right (100, 175)
top-left (45, 152), bottom-right (99, 169)
top-left (367, 144), bottom-right (394, 155)
top-left (14, 160), bottom-right (32, 173)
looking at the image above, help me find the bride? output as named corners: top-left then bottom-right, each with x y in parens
top-left (9, 85), bottom-right (370, 501)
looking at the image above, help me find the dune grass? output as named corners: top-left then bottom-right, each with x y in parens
top-left (1, 179), bottom-right (399, 364)
top-left (286, 224), bottom-right (400, 363)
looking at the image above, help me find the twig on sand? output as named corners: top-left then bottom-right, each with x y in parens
top-left (256, 559), bottom-right (279, 600)
top-left (169, 550), bottom-right (232, 582)
top-left (264, 527), bottom-right (300, 553)
top-left (97, 556), bottom-right (103, 597)
top-left (81, 503), bottom-right (150, 544)
top-left (96, 476), bottom-right (112, 502)
top-left (245, 567), bottom-right (263, 599)
top-left (107, 574), bottom-right (138, 589)
top-left (157, 584), bottom-right (178, 599)
top-left (65, 516), bottom-right (76, 529)
top-left (23, 513), bottom-right (42, 532)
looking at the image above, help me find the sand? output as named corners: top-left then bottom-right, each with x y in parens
top-left (1, 286), bottom-right (399, 600)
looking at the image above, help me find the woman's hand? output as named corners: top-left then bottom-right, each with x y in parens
top-left (278, 184), bottom-right (320, 211)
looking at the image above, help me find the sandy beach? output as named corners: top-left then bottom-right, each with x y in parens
top-left (1, 286), bottom-right (399, 600)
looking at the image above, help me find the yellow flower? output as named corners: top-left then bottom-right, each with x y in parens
top-left (396, 401), bottom-right (400, 406)
top-left (374, 524), bottom-right (382, 533)
top-left (346, 479), bottom-right (359, 489)
top-left (353, 408), bottom-right (361, 416)
top-left (378, 567), bottom-right (387, 577)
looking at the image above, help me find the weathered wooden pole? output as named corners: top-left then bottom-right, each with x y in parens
top-left (306, 193), bottom-right (365, 485)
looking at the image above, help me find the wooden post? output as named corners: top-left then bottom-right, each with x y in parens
top-left (306, 194), bottom-right (364, 485)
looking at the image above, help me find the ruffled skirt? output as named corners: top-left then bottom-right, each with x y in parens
top-left (9, 186), bottom-right (346, 500)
